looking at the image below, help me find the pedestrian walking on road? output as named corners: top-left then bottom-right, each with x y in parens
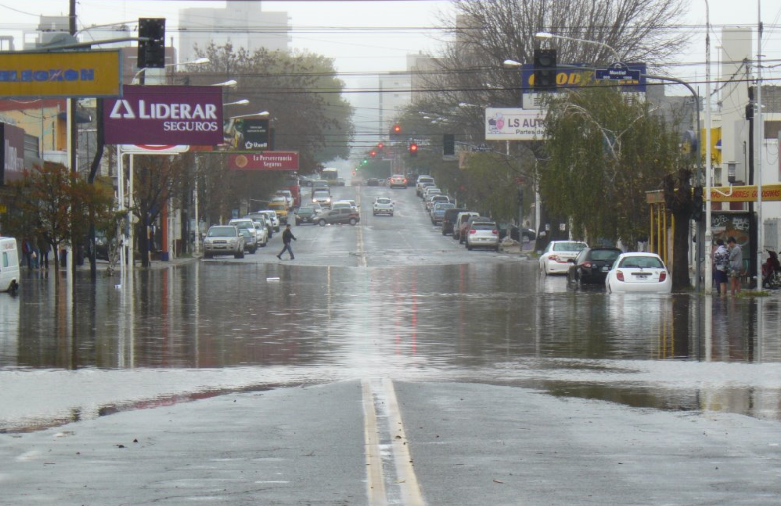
top-left (277, 224), bottom-right (296, 260)
top-left (727, 236), bottom-right (742, 296)
top-left (713, 239), bottom-right (729, 296)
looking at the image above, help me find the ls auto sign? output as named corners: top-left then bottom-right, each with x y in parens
top-left (103, 85), bottom-right (223, 146)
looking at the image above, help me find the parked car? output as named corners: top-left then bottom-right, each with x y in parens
top-left (422, 187), bottom-right (442, 203)
top-left (464, 219), bottom-right (500, 251)
top-left (295, 207), bottom-right (318, 225)
top-left (406, 174), bottom-right (418, 187)
top-left (431, 202), bottom-right (455, 225)
top-left (0, 237), bottom-right (20, 293)
top-left (454, 212), bottom-right (481, 242)
top-left (426, 194), bottom-right (450, 212)
top-left (268, 201), bottom-right (289, 224)
top-left (238, 229), bottom-right (257, 254)
top-left (389, 174), bottom-right (407, 189)
top-left (367, 178), bottom-right (380, 186)
top-left (203, 225), bottom-right (245, 259)
top-left (566, 247), bottom-right (622, 285)
top-left (441, 208), bottom-right (468, 235)
top-left (605, 252), bottom-right (672, 293)
top-left (274, 190), bottom-right (294, 208)
top-left (416, 176), bottom-right (435, 196)
top-left (246, 212), bottom-right (273, 240)
top-left (373, 197), bottom-right (394, 216)
top-left (316, 207), bottom-right (360, 226)
top-left (259, 210), bottom-right (281, 232)
top-left (228, 219), bottom-right (259, 253)
top-left (498, 223), bottom-right (536, 243)
top-left (539, 241), bottom-right (589, 275)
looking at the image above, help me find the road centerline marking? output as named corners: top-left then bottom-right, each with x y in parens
top-left (362, 379), bottom-right (388, 506)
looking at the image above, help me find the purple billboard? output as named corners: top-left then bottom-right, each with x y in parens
top-left (103, 85), bottom-right (223, 146)
top-left (1, 123), bottom-right (25, 186)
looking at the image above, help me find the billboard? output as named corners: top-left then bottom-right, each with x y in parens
top-left (485, 108), bottom-right (547, 141)
top-left (1, 123), bottom-right (25, 185)
top-left (519, 63), bottom-right (647, 92)
top-left (103, 85), bottom-right (223, 146)
top-left (0, 50), bottom-right (121, 98)
top-left (228, 152), bottom-right (299, 171)
top-left (239, 119), bottom-right (269, 150)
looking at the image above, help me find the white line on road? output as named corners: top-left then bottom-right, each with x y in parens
top-left (362, 378), bottom-right (426, 506)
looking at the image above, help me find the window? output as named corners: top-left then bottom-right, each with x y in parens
top-left (2, 252), bottom-right (8, 268)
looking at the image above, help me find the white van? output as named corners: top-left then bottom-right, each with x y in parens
top-left (0, 237), bottom-right (20, 293)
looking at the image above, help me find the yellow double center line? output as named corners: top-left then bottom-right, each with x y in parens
top-left (362, 378), bottom-right (426, 506)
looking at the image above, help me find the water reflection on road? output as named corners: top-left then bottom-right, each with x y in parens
top-left (2, 261), bottom-right (781, 431)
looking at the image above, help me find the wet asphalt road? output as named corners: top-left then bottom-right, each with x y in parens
top-left (2, 183), bottom-right (781, 504)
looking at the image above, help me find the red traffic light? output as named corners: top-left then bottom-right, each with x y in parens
top-left (369, 150), bottom-right (377, 157)
top-left (409, 143), bottom-right (418, 153)
top-left (377, 142), bottom-right (384, 150)
top-left (393, 124), bottom-right (401, 134)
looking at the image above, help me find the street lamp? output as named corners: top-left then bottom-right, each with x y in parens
top-left (132, 57), bottom-right (209, 84)
top-left (211, 79), bottom-right (237, 88)
top-left (229, 110), bottom-right (270, 120)
top-left (223, 99), bottom-right (250, 107)
top-left (535, 31), bottom-right (621, 64)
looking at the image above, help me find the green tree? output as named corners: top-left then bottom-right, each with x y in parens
top-left (1, 162), bottom-right (114, 272)
top-left (541, 87), bottom-right (693, 270)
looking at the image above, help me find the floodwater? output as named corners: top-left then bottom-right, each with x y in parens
top-left (2, 261), bottom-right (781, 432)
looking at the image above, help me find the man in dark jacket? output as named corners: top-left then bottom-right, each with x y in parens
top-left (277, 224), bottom-right (296, 260)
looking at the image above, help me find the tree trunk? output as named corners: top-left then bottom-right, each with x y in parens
top-left (663, 169), bottom-right (694, 290)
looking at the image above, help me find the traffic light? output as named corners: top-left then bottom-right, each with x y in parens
top-left (533, 48), bottom-right (557, 91)
top-left (692, 186), bottom-right (703, 222)
top-left (138, 18), bottom-right (166, 68)
top-left (369, 150), bottom-right (377, 158)
top-left (409, 142), bottom-right (418, 157)
top-left (377, 142), bottom-right (384, 150)
top-left (390, 124), bottom-right (402, 140)
top-left (443, 134), bottom-right (455, 156)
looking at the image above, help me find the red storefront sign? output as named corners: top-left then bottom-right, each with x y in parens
top-left (228, 152), bottom-right (299, 171)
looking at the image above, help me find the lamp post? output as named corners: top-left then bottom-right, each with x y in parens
top-left (132, 57), bottom-right (209, 84)
top-left (535, 31), bottom-right (621, 64)
top-left (704, 0), bottom-right (714, 293)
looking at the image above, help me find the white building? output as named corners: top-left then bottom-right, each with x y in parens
top-left (178, 2), bottom-right (290, 63)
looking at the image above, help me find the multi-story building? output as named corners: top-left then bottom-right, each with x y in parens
top-left (178, 2), bottom-right (290, 63)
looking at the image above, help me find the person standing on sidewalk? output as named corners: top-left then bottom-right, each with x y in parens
top-left (713, 239), bottom-right (729, 296)
top-left (727, 236), bottom-right (742, 296)
top-left (277, 224), bottom-right (296, 260)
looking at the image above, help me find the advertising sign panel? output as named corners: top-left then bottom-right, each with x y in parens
top-left (103, 85), bottom-right (223, 146)
top-left (0, 50), bottom-right (121, 98)
top-left (1, 123), bottom-right (25, 185)
top-left (485, 108), bottom-right (547, 141)
top-left (239, 119), bottom-right (269, 150)
top-left (121, 145), bottom-right (190, 154)
top-left (228, 152), bottom-right (299, 171)
top-left (520, 63), bottom-right (647, 92)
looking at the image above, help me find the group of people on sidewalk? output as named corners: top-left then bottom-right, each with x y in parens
top-left (713, 236), bottom-right (742, 296)
top-left (20, 237), bottom-right (50, 270)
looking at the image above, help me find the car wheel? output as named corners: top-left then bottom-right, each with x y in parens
top-left (250, 246), bottom-right (257, 254)
top-left (495, 245), bottom-right (500, 252)
top-left (235, 250), bottom-right (244, 259)
top-left (349, 218), bottom-right (357, 225)
top-left (467, 243), bottom-right (473, 251)
top-left (319, 219), bottom-right (326, 226)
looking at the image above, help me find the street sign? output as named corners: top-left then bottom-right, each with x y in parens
top-left (595, 62), bottom-right (641, 81)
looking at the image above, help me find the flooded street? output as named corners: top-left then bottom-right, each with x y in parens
top-left (2, 184), bottom-right (781, 433)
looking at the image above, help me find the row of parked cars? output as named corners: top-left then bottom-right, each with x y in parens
top-left (539, 241), bottom-right (672, 293)
top-left (414, 176), bottom-right (501, 252)
top-left (202, 210), bottom-right (282, 259)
